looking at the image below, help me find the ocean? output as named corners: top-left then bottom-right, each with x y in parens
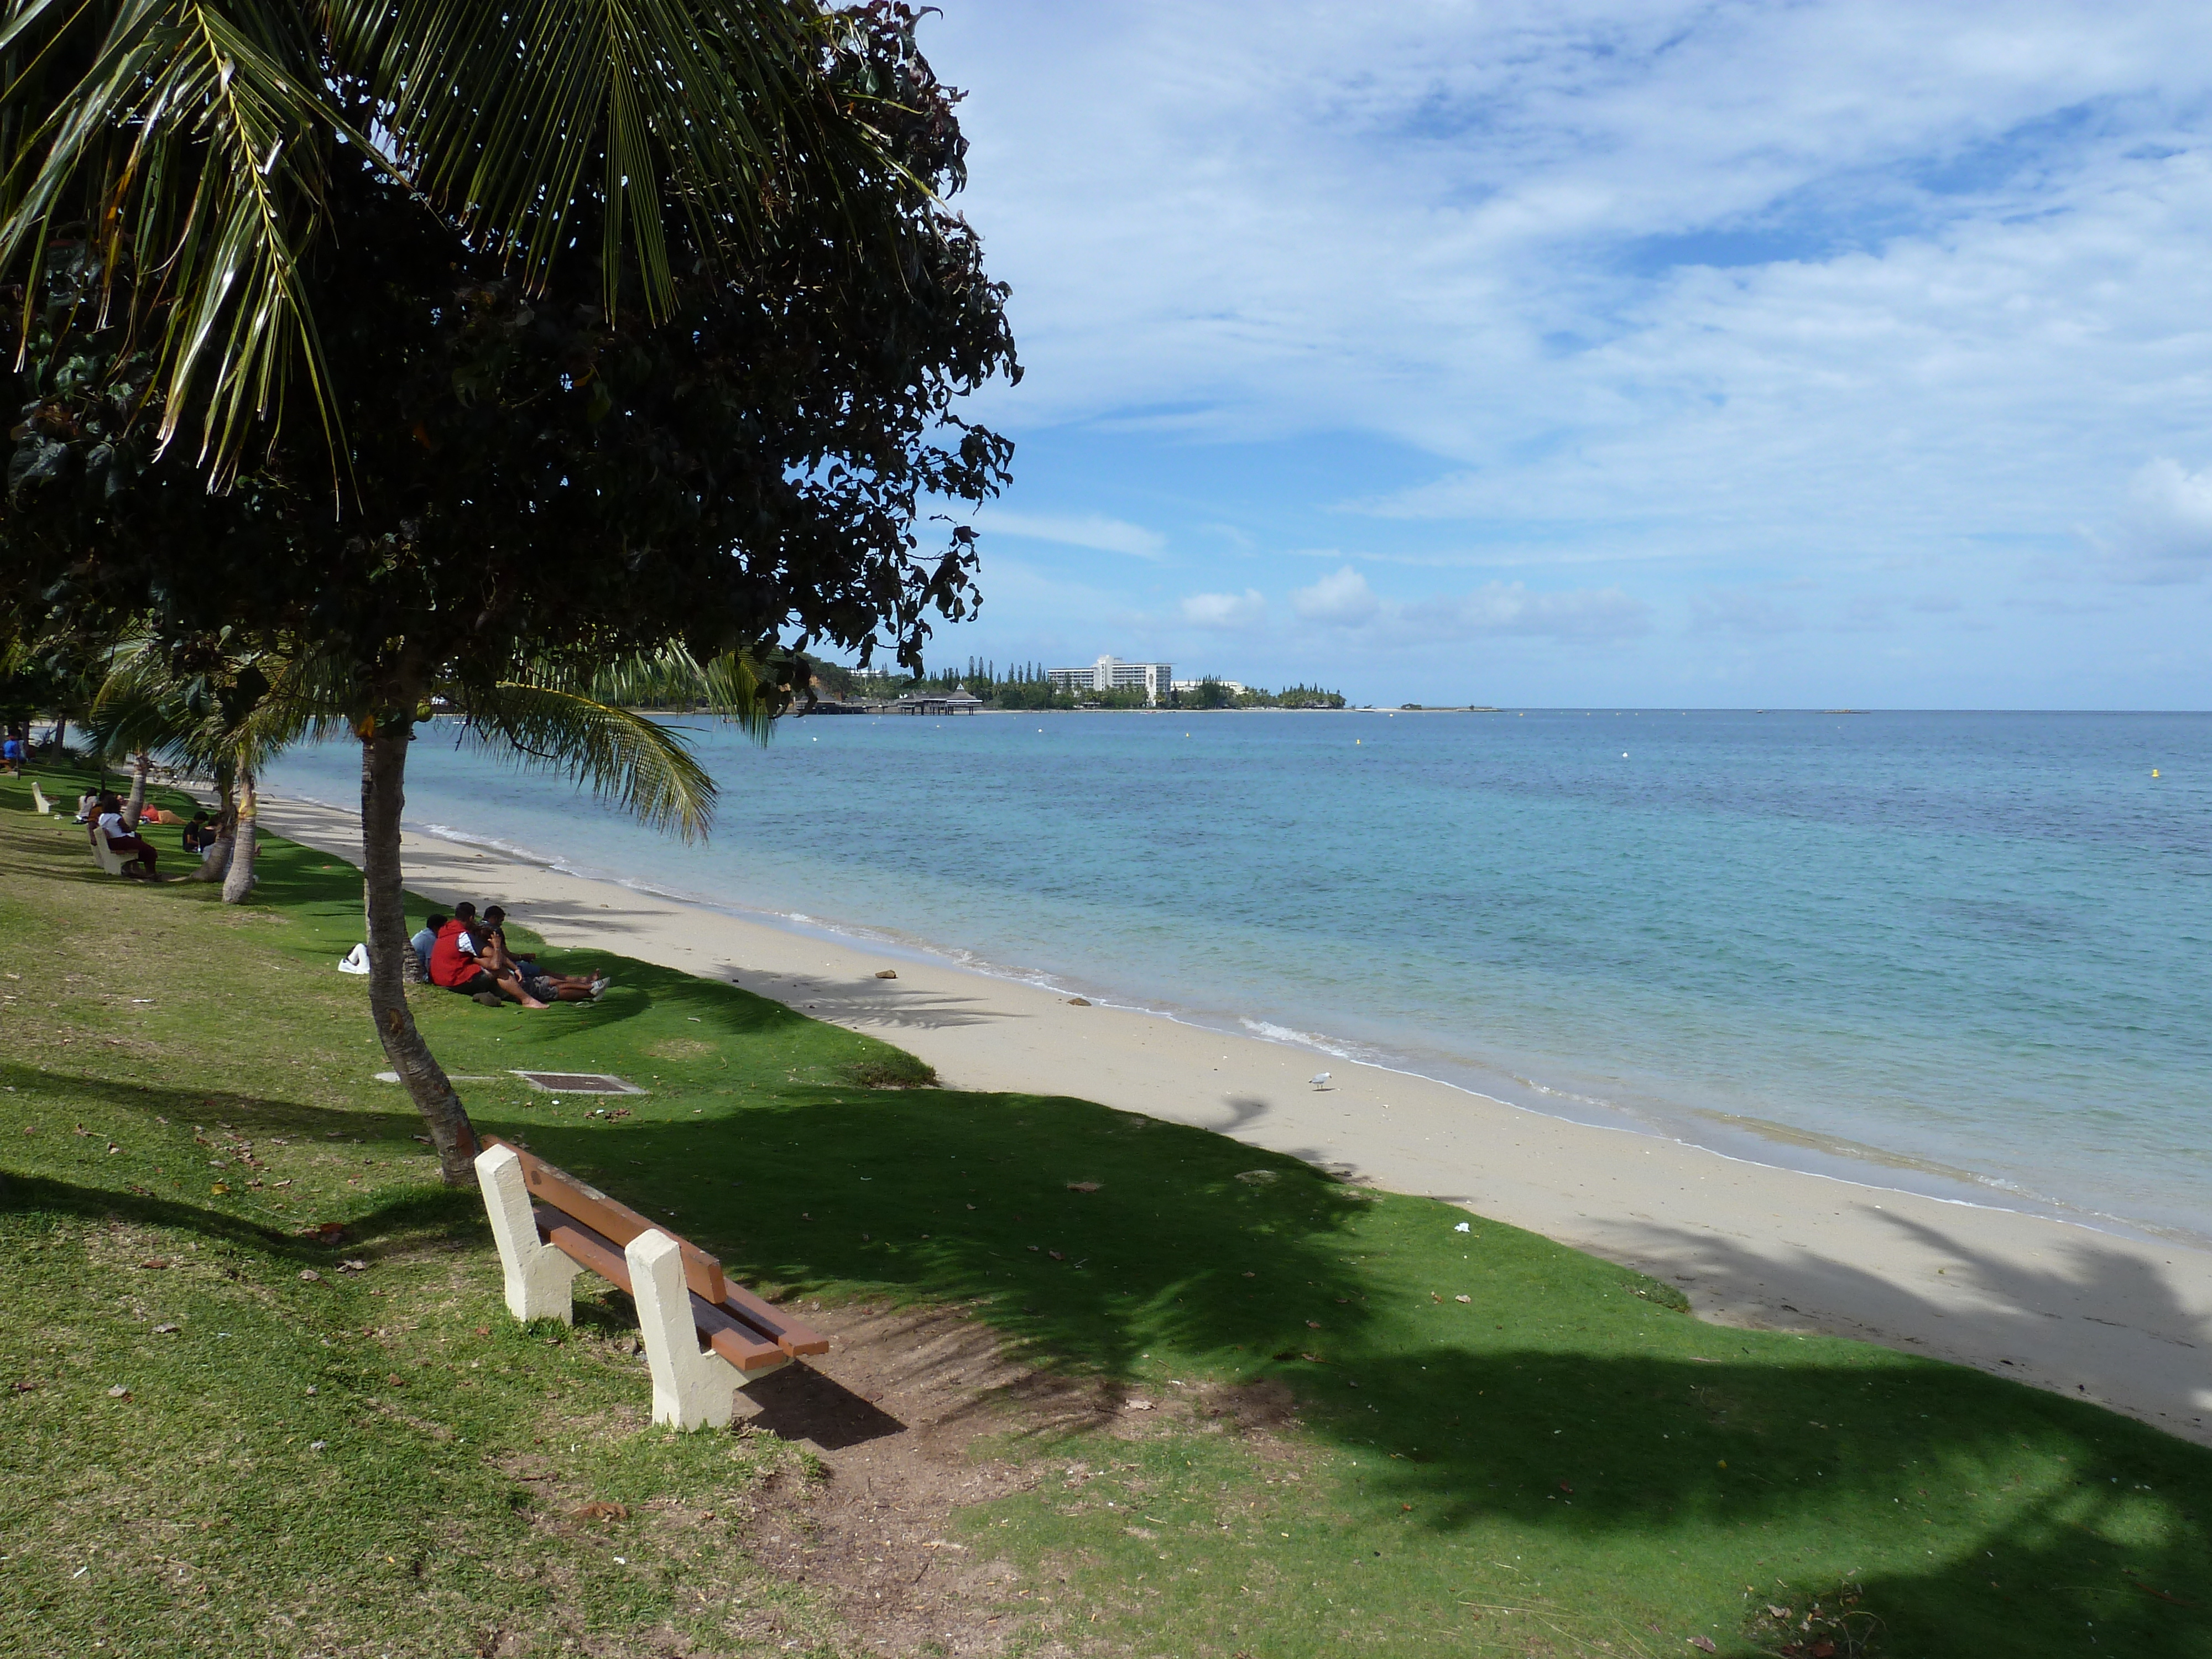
top-left (267, 708), bottom-right (2212, 1243)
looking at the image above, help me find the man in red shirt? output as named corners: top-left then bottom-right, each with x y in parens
top-left (429, 902), bottom-right (546, 1008)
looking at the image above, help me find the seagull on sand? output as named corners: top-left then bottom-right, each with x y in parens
top-left (1310, 1072), bottom-right (1332, 1091)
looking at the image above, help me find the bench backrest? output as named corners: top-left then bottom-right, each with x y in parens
top-left (482, 1135), bottom-right (827, 1360)
top-left (28, 780), bottom-right (50, 815)
top-left (89, 828), bottom-right (132, 876)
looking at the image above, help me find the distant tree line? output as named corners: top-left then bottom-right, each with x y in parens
top-left (797, 659), bottom-right (1346, 711)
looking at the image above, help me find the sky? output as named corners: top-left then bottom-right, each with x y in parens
top-left (895, 1), bottom-right (2212, 708)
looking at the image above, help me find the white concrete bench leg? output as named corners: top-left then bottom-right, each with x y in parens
top-left (626, 1229), bottom-right (787, 1430)
top-left (475, 1144), bottom-right (583, 1322)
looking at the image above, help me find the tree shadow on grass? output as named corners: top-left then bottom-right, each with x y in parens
top-left (486, 1088), bottom-right (2212, 1657)
top-left (1342, 1344), bottom-right (2212, 1655)
top-left (0, 1058), bottom-right (431, 1147)
top-left (0, 1170), bottom-right (482, 1266)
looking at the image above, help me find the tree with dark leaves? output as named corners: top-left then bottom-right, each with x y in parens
top-left (2, 2), bottom-right (1018, 1181)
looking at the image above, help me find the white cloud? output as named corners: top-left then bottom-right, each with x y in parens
top-left (1178, 588), bottom-right (1268, 629)
top-left (2108, 457), bottom-right (2212, 581)
top-left (1292, 565), bottom-right (1647, 640)
top-left (974, 509), bottom-right (1167, 560)
top-left (1291, 567), bottom-right (1382, 625)
top-left (1422, 583), bottom-right (1651, 640)
top-left (910, 2), bottom-right (2212, 703)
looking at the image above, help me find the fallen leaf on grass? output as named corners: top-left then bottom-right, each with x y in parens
top-left (570, 1501), bottom-right (629, 1522)
top-left (1124, 1399), bottom-right (1154, 1411)
top-left (1689, 1639), bottom-right (1718, 1653)
top-left (1305, 1321), bottom-right (1323, 1329)
top-left (106, 1385), bottom-right (131, 1399)
top-left (386, 1373), bottom-right (408, 1387)
top-left (153, 1324), bottom-right (179, 1335)
top-left (1066, 1181), bottom-right (1100, 1193)
top-left (140, 1259), bottom-right (169, 1270)
top-left (210, 1183), bottom-right (229, 1196)
top-left (299, 1270), bottom-right (323, 1282)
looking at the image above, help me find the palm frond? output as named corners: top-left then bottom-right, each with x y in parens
top-left (330, 0), bottom-right (878, 322)
top-left (1, 0), bottom-right (352, 480)
top-left (455, 681), bottom-right (717, 841)
top-left (577, 642), bottom-right (777, 744)
top-left (87, 624), bottom-right (349, 773)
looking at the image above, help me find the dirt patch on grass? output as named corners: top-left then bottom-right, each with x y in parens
top-left (641, 1039), bottom-right (718, 1061)
top-left (721, 1301), bottom-right (1147, 1656)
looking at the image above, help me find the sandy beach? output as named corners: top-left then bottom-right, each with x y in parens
top-left (260, 791), bottom-right (2212, 1447)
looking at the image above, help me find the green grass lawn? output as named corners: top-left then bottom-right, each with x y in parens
top-left (4, 760), bottom-right (2209, 1658)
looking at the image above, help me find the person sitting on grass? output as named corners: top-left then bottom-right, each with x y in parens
top-left (410, 912), bottom-right (448, 979)
top-left (479, 905), bottom-right (609, 1001)
top-left (91, 791), bottom-right (160, 877)
top-left (181, 812), bottom-right (218, 857)
top-left (428, 902), bottom-right (546, 1009)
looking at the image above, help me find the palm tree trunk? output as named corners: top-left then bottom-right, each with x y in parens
top-left (362, 718), bottom-right (478, 1184)
top-left (123, 750), bottom-right (151, 828)
top-left (222, 765), bottom-right (258, 904)
top-left (186, 768), bottom-right (237, 884)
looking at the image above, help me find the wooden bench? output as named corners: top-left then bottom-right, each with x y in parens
top-left (473, 1138), bottom-right (827, 1429)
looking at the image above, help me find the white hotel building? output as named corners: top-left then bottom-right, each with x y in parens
top-left (1046, 655), bottom-right (1175, 704)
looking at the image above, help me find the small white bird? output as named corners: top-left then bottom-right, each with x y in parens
top-left (1310, 1071), bottom-right (1332, 1090)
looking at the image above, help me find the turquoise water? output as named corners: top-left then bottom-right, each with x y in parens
top-left (269, 709), bottom-right (2212, 1240)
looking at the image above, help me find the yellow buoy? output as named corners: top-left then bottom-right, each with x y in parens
top-left (2152, 768), bottom-right (2161, 778)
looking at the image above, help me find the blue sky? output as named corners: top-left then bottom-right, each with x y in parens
top-left (898, 1), bottom-right (2212, 708)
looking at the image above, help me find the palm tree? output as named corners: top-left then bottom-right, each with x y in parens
top-left (0, 0), bottom-right (884, 484)
top-left (8, 1), bottom-right (893, 1182)
top-left (93, 629), bottom-right (774, 1172)
top-left (90, 632), bottom-right (344, 899)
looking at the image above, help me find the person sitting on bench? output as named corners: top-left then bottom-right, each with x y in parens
top-left (480, 905), bottom-right (609, 1001)
top-left (92, 792), bottom-right (159, 876)
top-left (429, 902), bottom-right (546, 1008)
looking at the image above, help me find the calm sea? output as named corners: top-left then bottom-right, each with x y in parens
top-left (269, 709), bottom-right (2212, 1242)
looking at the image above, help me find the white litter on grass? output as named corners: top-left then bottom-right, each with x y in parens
top-left (337, 943), bottom-right (370, 975)
top-left (1454, 1222), bottom-right (1470, 1233)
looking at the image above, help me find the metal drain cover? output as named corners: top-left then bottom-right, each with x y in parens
top-left (510, 1070), bottom-right (647, 1095)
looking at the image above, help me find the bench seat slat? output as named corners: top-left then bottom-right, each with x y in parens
top-left (718, 1278), bottom-right (830, 1358)
top-left (535, 1206), bottom-right (785, 1374)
